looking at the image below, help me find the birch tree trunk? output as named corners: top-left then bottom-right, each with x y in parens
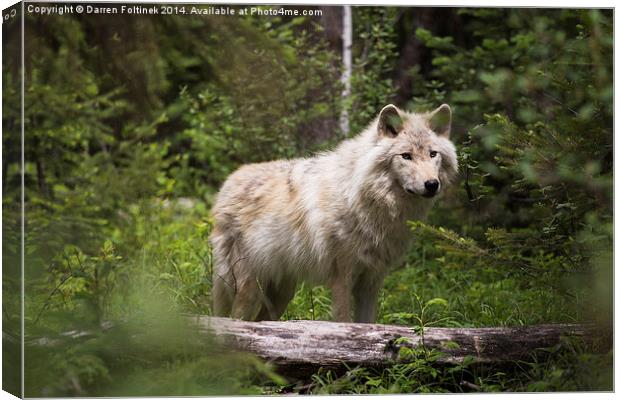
top-left (339, 5), bottom-right (353, 137)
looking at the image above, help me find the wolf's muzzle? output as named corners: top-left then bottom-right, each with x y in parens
top-left (423, 179), bottom-right (440, 197)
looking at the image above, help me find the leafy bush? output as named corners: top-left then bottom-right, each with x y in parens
top-left (410, 9), bottom-right (612, 325)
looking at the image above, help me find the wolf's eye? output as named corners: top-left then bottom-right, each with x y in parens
top-left (430, 151), bottom-right (438, 158)
top-left (401, 153), bottom-right (412, 160)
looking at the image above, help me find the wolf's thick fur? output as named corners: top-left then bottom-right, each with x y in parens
top-left (210, 104), bottom-right (458, 322)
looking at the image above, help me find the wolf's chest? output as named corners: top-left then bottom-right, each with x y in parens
top-left (331, 208), bottom-right (412, 268)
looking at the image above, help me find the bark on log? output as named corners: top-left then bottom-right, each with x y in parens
top-left (191, 316), bottom-right (602, 377)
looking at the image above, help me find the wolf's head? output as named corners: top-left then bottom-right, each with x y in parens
top-left (376, 104), bottom-right (458, 198)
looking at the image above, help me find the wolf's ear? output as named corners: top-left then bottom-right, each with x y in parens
top-left (378, 104), bottom-right (404, 137)
top-left (428, 104), bottom-right (452, 137)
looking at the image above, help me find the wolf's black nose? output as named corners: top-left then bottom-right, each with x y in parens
top-left (424, 179), bottom-right (439, 194)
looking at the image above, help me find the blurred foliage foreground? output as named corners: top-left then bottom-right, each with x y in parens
top-left (2, 6), bottom-right (613, 395)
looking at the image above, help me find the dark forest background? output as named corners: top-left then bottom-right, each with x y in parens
top-left (2, 5), bottom-right (613, 395)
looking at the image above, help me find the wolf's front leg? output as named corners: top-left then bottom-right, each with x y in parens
top-left (329, 265), bottom-right (354, 322)
top-left (353, 271), bottom-right (384, 323)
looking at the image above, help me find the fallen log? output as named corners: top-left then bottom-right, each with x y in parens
top-left (191, 316), bottom-right (603, 377)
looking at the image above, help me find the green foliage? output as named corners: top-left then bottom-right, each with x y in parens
top-left (285, 284), bottom-right (333, 321)
top-left (380, 241), bottom-right (578, 328)
top-left (384, 294), bottom-right (452, 328)
top-left (308, 339), bottom-right (612, 394)
top-left (171, 19), bottom-right (341, 194)
top-left (522, 344), bottom-right (613, 391)
top-left (347, 7), bottom-right (399, 134)
top-left (25, 298), bottom-right (282, 397)
top-left (410, 9), bottom-right (612, 328)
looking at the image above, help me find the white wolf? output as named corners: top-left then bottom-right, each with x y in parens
top-left (210, 104), bottom-right (458, 322)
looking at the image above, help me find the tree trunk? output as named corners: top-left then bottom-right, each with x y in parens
top-left (319, 6), bottom-right (342, 53)
top-left (192, 316), bottom-right (604, 378)
top-left (339, 5), bottom-right (352, 137)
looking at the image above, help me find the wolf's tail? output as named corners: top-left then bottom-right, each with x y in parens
top-left (210, 228), bottom-right (237, 317)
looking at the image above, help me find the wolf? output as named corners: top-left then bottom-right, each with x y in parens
top-left (210, 104), bottom-right (458, 323)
